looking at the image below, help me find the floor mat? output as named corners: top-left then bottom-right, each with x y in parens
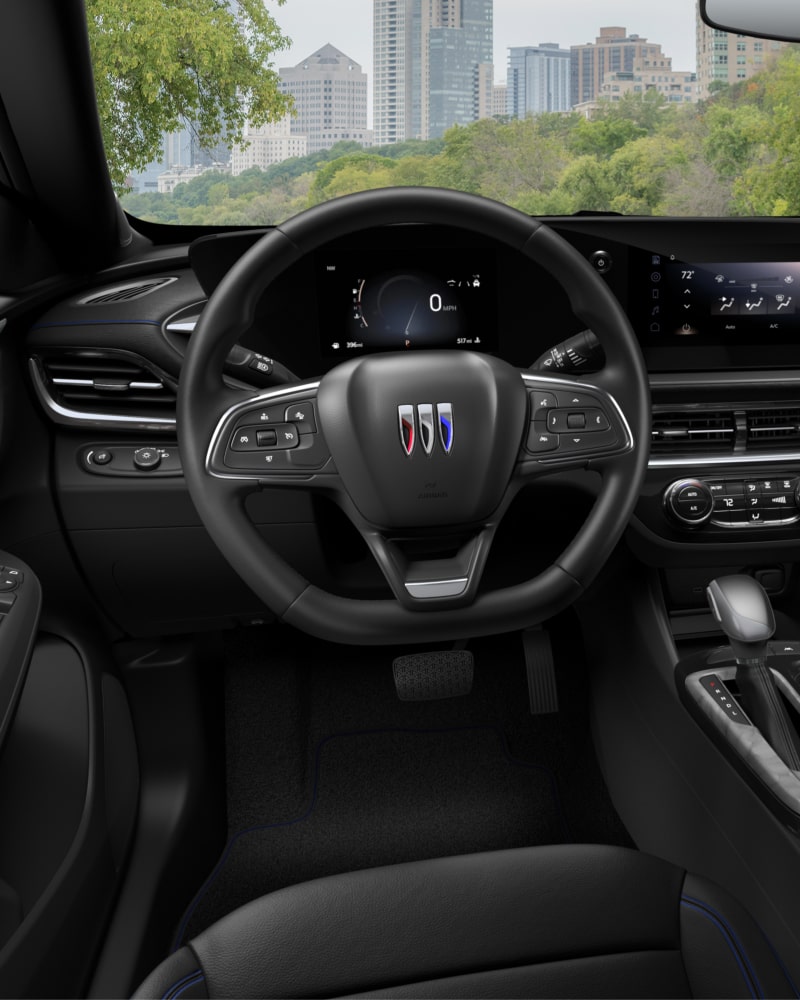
top-left (176, 724), bottom-right (565, 945)
top-left (174, 619), bottom-right (633, 947)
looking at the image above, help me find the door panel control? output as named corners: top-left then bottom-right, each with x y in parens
top-left (0, 553), bottom-right (41, 757)
top-left (665, 476), bottom-right (800, 529)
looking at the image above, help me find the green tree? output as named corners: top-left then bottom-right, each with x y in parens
top-left (88, 0), bottom-right (293, 192)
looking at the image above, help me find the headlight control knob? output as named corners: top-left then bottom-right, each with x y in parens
top-left (664, 479), bottom-right (713, 527)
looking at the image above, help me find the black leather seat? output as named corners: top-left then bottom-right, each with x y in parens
top-left (133, 844), bottom-right (797, 999)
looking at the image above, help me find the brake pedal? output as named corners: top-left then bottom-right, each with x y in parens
top-left (392, 650), bottom-right (474, 701)
top-left (523, 628), bottom-right (559, 715)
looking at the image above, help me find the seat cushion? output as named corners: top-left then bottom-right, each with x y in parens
top-left (133, 844), bottom-right (798, 999)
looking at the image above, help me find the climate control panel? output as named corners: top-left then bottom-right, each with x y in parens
top-left (664, 476), bottom-right (800, 529)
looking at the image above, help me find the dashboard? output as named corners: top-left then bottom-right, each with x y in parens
top-left (22, 215), bottom-right (800, 634)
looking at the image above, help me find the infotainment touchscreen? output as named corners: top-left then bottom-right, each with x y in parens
top-left (316, 249), bottom-right (497, 358)
top-left (633, 253), bottom-right (800, 370)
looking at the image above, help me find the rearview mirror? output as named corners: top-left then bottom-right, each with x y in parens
top-left (700, 0), bottom-right (800, 41)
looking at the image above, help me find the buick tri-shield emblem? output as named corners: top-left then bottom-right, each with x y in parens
top-left (398, 404), bottom-right (454, 456)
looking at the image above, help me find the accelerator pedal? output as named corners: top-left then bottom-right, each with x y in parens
top-left (392, 649), bottom-right (474, 701)
top-left (522, 628), bottom-right (559, 715)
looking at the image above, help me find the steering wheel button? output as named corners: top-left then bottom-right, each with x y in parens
top-left (256, 429), bottom-right (278, 447)
top-left (232, 428), bottom-right (260, 451)
top-left (558, 428), bottom-right (618, 453)
top-left (526, 427), bottom-right (559, 453)
top-left (585, 409), bottom-right (610, 432)
top-left (555, 392), bottom-right (598, 409)
top-left (284, 402), bottom-right (317, 433)
top-left (273, 423), bottom-right (300, 449)
top-left (567, 413), bottom-right (586, 430)
top-left (529, 392), bottom-right (557, 416)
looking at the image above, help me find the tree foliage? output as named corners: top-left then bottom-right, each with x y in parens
top-left (120, 46), bottom-right (800, 224)
top-left (88, 0), bottom-right (292, 191)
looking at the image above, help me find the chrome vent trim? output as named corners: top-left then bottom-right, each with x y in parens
top-left (649, 400), bottom-right (800, 468)
top-left (651, 409), bottom-right (737, 456)
top-left (80, 277), bottom-right (177, 305)
top-left (30, 353), bottom-right (177, 431)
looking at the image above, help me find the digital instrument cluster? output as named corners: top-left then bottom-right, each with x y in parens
top-left (316, 249), bottom-right (497, 358)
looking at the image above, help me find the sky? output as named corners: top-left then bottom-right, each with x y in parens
top-left (271, 0), bottom-right (699, 82)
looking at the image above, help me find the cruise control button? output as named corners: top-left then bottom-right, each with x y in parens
top-left (526, 427), bottom-right (559, 453)
top-left (231, 427), bottom-right (260, 451)
top-left (238, 408), bottom-right (282, 426)
top-left (249, 357), bottom-right (273, 375)
top-left (284, 401), bottom-right (317, 433)
top-left (273, 424), bottom-right (300, 449)
top-left (225, 450), bottom-right (293, 471)
top-left (256, 429), bottom-right (278, 447)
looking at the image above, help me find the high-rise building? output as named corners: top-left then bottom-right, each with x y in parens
top-left (425, 0), bottom-right (493, 139)
top-left (571, 27), bottom-right (666, 108)
top-left (695, 4), bottom-right (786, 100)
top-left (598, 57), bottom-right (697, 105)
top-left (492, 82), bottom-right (508, 118)
top-left (279, 44), bottom-right (371, 154)
top-left (230, 115), bottom-right (308, 174)
top-left (373, 0), bottom-right (494, 144)
top-left (507, 44), bottom-right (571, 118)
top-left (373, 0), bottom-right (420, 145)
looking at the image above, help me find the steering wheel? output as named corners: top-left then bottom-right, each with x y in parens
top-left (178, 187), bottom-right (650, 645)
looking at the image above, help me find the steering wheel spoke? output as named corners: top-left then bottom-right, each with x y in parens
top-left (206, 381), bottom-right (338, 486)
top-left (515, 372), bottom-right (635, 480)
top-left (357, 522), bottom-right (499, 610)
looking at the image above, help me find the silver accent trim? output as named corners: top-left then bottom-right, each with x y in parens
top-left (417, 403), bottom-right (435, 455)
top-left (29, 358), bottom-right (176, 432)
top-left (52, 377), bottom-right (164, 391)
top-left (650, 452), bottom-right (800, 469)
top-left (519, 372), bottom-right (635, 458)
top-left (79, 276), bottom-right (177, 305)
top-left (165, 320), bottom-right (199, 333)
top-left (405, 578), bottom-right (469, 600)
top-left (711, 514), bottom-right (800, 529)
top-left (206, 382), bottom-right (322, 480)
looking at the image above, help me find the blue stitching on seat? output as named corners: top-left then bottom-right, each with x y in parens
top-left (160, 968), bottom-right (204, 1000)
top-left (757, 926), bottom-right (800, 999)
top-left (681, 896), bottom-right (762, 999)
top-left (170, 725), bottom-right (568, 951)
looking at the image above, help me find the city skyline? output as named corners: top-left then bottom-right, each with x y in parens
top-left (273, 0), bottom-right (698, 88)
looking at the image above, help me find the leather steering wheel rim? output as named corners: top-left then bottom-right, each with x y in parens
top-left (178, 187), bottom-right (650, 645)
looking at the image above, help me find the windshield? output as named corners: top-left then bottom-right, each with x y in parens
top-left (91, 0), bottom-right (797, 224)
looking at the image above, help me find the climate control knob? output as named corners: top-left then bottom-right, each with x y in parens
top-left (664, 479), bottom-right (714, 527)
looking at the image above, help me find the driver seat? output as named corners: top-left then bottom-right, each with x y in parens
top-left (133, 844), bottom-right (795, 999)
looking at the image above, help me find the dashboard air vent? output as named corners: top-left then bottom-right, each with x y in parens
top-left (80, 277), bottom-right (177, 305)
top-left (746, 407), bottom-right (800, 451)
top-left (30, 351), bottom-right (177, 430)
top-left (651, 409), bottom-right (736, 456)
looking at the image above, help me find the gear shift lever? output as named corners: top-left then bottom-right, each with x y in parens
top-left (707, 575), bottom-right (800, 770)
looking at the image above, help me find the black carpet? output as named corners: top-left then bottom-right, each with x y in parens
top-left (174, 618), bottom-right (633, 947)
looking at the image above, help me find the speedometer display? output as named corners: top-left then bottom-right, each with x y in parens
top-left (317, 249), bottom-right (496, 357)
